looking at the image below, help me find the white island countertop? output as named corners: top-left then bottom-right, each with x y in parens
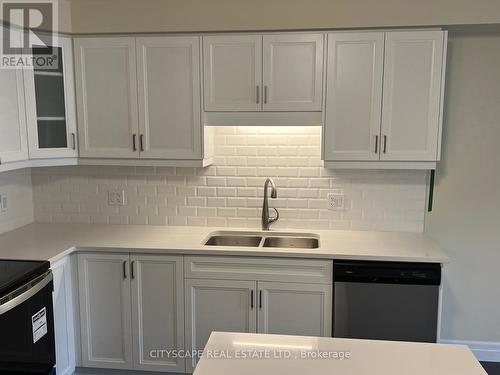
top-left (194, 332), bottom-right (486, 375)
top-left (0, 223), bottom-right (449, 263)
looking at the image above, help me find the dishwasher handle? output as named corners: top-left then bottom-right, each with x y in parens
top-left (334, 261), bottom-right (441, 286)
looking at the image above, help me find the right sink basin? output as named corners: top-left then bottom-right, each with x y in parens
top-left (262, 236), bottom-right (319, 249)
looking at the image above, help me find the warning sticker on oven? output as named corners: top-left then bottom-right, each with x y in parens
top-left (32, 307), bottom-right (48, 343)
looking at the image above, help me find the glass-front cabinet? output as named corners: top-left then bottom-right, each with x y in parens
top-left (24, 35), bottom-right (78, 158)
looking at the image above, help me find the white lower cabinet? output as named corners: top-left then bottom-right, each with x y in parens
top-left (77, 253), bottom-right (185, 372)
top-left (257, 282), bottom-right (332, 337)
top-left (78, 253), bottom-right (134, 370)
top-left (77, 254), bottom-right (332, 373)
top-left (131, 255), bottom-right (185, 372)
top-left (184, 256), bottom-right (333, 372)
top-left (51, 256), bottom-right (76, 375)
top-left (184, 279), bottom-right (257, 371)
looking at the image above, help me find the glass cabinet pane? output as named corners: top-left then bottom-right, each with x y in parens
top-left (37, 120), bottom-right (68, 148)
top-left (32, 46), bottom-right (68, 148)
top-left (34, 74), bottom-right (66, 117)
top-left (33, 46), bottom-right (63, 73)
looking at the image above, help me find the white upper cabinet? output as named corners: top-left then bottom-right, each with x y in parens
top-left (74, 37), bottom-right (139, 158)
top-left (202, 33), bottom-right (324, 113)
top-left (136, 36), bottom-right (202, 159)
top-left (263, 34), bottom-right (324, 111)
top-left (74, 36), bottom-right (211, 165)
top-left (381, 31), bottom-right (445, 161)
top-left (203, 35), bottom-right (262, 111)
top-left (0, 28), bottom-right (28, 164)
top-left (323, 30), bottom-right (447, 168)
top-left (324, 32), bottom-right (384, 161)
top-left (24, 35), bottom-right (78, 159)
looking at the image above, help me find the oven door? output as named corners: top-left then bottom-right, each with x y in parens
top-left (0, 271), bottom-right (55, 374)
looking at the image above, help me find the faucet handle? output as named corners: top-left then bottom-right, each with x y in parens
top-left (269, 207), bottom-right (280, 224)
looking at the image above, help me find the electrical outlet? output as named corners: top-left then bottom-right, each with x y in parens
top-left (327, 190), bottom-right (345, 210)
top-left (108, 190), bottom-right (126, 206)
top-left (0, 193), bottom-right (7, 214)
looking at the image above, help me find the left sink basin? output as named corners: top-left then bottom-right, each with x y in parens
top-left (204, 235), bottom-right (263, 247)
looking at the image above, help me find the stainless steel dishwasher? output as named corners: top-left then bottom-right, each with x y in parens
top-left (333, 261), bottom-right (441, 343)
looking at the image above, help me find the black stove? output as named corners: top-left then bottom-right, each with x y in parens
top-left (0, 259), bottom-right (50, 298)
top-left (0, 259), bottom-right (55, 374)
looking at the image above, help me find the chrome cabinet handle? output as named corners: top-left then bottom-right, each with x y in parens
top-left (383, 135), bottom-right (387, 154)
top-left (374, 135), bottom-right (379, 154)
top-left (71, 133), bottom-right (76, 150)
top-left (264, 85), bottom-right (268, 104)
top-left (256, 85), bottom-right (260, 104)
top-left (250, 290), bottom-right (254, 309)
top-left (123, 260), bottom-right (127, 279)
top-left (131, 261), bottom-right (135, 279)
top-left (132, 134), bottom-right (137, 151)
top-left (140, 134), bottom-right (144, 152)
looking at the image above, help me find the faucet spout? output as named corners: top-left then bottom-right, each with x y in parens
top-left (262, 178), bottom-right (279, 230)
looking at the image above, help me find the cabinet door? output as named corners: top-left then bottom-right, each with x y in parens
top-left (51, 256), bottom-right (76, 375)
top-left (130, 255), bottom-right (185, 373)
top-left (136, 36), bottom-right (202, 159)
top-left (185, 279), bottom-right (256, 371)
top-left (24, 36), bottom-right (78, 158)
top-left (74, 37), bottom-right (139, 158)
top-left (257, 282), bottom-right (332, 337)
top-left (262, 33), bottom-right (324, 111)
top-left (324, 33), bottom-right (384, 161)
top-left (0, 28), bottom-right (28, 164)
top-left (78, 253), bottom-right (133, 370)
top-left (203, 35), bottom-right (262, 111)
top-left (381, 31), bottom-right (445, 161)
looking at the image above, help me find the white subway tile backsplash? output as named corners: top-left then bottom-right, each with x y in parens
top-left (0, 169), bottom-right (34, 234)
top-left (31, 126), bottom-right (428, 232)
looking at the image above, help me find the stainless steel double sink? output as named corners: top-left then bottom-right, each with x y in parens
top-left (203, 231), bottom-right (319, 249)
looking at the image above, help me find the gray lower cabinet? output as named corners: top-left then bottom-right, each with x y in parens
top-left (77, 253), bottom-right (185, 372)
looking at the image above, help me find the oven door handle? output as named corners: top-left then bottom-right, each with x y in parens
top-left (0, 271), bottom-right (53, 316)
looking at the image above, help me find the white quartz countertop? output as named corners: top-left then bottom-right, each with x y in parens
top-left (0, 223), bottom-right (449, 263)
top-left (194, 332), bottom-right (486, 375)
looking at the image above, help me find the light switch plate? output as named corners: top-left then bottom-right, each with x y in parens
top-left (327, 190), bottom-right (344, 210)
top-left (108, 190), bottom-right (126, 206)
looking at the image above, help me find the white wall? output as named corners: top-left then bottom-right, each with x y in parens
top-left (32, 127), bottom-right (427, 232)
top-left (426, 31), bottom-right (500, 343)
top-left (0, 169), bottom-right (34, 234)
top-left (69, 0), bottom-right (500, 34)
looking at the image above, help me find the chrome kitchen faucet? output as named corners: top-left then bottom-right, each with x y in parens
top-left (262, 178), bottom-right (279, 230)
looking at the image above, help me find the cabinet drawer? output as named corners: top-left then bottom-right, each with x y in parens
top-left (184, 256), bottom-right (332, 284)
